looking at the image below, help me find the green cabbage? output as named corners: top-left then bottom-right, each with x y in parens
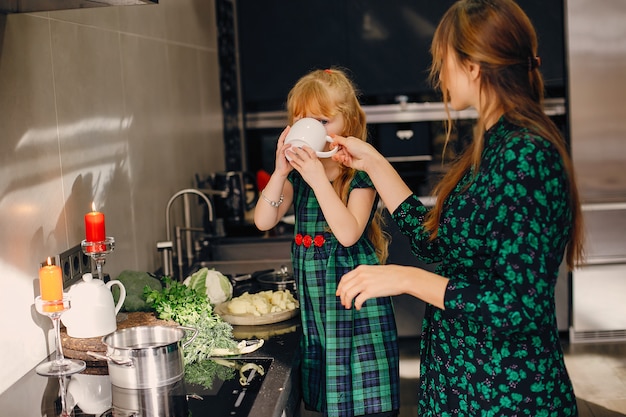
top-left (183, 267), bottom-right (233, 305)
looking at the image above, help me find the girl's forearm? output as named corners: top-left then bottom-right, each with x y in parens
top-left (312, 181), bottom-right (370, 247)
top-left (254, 172), bottom-right (291, 231)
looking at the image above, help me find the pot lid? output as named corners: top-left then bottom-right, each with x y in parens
top-left (256, 265), bottom-right (294, 284)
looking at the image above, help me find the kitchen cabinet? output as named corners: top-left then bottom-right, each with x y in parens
top-left (243, 99), bottom-right (566, 197)
top-left (233, 0), bottom-right (568, 196)
top-left (235, 0), bottom-right (566, 112)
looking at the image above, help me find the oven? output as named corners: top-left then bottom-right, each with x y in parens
top-left (570, 203), bottom-right (626, 343)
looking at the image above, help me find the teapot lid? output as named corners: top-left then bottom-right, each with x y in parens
top-left (81, 272), bottom-right (103, 285)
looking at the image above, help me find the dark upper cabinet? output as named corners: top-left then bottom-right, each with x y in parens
top-left (236, 0), bottom-right (348, 112)
top-left (236, 0), bottom-right (566, 112)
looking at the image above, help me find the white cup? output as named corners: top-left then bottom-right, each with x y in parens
top-left (284, 117), bottom-right (338, 160)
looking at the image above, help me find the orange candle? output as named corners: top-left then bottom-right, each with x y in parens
top-left (85, 203), bottom-right (105, 242)
top-left (39, 258), bottom-right (63, 302)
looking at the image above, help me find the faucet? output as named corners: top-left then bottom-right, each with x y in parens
top-left (161, 188), bottom-right (215, 280)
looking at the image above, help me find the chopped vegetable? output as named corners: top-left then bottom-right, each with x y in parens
top-left (228, 290), bottom-right (298, 316)
top-left (183, 267), bottom-right (233, 305)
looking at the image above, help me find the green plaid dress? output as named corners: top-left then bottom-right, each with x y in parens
top-left (289, 170), bottom-right (400, 417)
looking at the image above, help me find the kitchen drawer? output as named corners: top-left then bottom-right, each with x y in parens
top-left (571, 263), bottom-right (626, 343)
top-left (570, 202), bottom-right (626, 343)
top-left (581, 202), bottom-right (626, 261)
top-left (371, 122), bottom-right (431, 158)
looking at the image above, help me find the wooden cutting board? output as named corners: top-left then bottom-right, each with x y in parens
top-left (60, 312), bottom-right (177, 368)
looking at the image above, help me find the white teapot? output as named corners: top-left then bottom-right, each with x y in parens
top-left (61, 273), bottom-right (126, 338)
top-left (67, 373), bottom-right (112, 415)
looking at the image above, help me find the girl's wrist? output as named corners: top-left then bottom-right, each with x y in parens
top-left (272, 170), bottom-right (289, 180)
top-left (261, 192), bottom-right (284, 207)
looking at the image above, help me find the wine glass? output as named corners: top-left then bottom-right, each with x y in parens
top-left (57, 375), bottom-right (74, 417)
top-left (35, 295), bottom-right (86, 376)
top-left (81, 237), bottom-right (115, 281)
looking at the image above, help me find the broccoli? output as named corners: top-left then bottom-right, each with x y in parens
top-left (113, 270), bottom-right (162, 312)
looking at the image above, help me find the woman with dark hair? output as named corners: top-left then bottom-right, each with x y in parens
top-left (333, 0), bottom-right (583, 415)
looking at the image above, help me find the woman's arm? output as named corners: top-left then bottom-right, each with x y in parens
top-left (336, 264), bottom-right (449, 310)
top-left (332, 135), bottom-right (413, 212)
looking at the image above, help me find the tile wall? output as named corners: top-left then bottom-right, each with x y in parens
top-left (0, 0), bottom-right (226, 395)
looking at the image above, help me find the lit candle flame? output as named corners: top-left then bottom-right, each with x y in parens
top-left (46, 257), bottom-right (52, 266)
top-left (91, 201), bottom-right (96, 212)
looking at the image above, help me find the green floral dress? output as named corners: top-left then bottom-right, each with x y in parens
top-left (289, 170), bottom-right (400, 417)
top-left (392, 117), bottom-right (578, 416)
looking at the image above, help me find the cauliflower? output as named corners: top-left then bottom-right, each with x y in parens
top-left (227, 290), bottom-right (298, 316)
top-left (183, 267), bottom-right (233, 305)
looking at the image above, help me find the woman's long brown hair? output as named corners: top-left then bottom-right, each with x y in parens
top-left (425, 0), bottom-right (584, 269)
top-left (287, 68), bottom-right (390, 263)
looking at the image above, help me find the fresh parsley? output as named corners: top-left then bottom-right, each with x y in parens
top-left (144, 277), bottom-right (238, 386)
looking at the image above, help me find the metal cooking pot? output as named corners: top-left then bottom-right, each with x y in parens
top-left (111, 378), bottom-right (189, 417)
top-left (88, 326), bottom-right (197, 389)
top-left (256, 266), bottom-right (296, 292)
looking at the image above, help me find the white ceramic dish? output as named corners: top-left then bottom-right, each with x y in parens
top-left (215, 302), bottom-right (299, 326)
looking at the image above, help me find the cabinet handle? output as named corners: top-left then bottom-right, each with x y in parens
top-left (386, 155), bottom-right (432, 162)
top-left (578, 257), bottom-right (626, 267)
top-left (396, 130), bottom-right (414, 140)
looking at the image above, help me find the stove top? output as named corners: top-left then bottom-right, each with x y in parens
top-left (42, 358), bottom-right (273, 417)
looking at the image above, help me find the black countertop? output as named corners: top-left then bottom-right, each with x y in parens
top-left (0, 318), bottom-right (302, 417)
top-left (231, 318), bottom-right (302, 417)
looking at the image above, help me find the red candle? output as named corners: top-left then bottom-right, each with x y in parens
top-left (85, 203), bottom-right (105, 243)
top-left (39, 258), bottom-right (63, 312)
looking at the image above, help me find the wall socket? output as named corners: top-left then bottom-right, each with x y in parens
top-left (59, 244), bottom-right (92, 288)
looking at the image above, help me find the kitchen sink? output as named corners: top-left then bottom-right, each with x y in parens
top-left (190, 235), bottom-right (292, 276)
top-left (195, 259), bottom-right (291, 277)
top-left (208, 235), bottom-right (291, 261)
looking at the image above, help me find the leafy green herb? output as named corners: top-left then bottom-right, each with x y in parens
top-left (184, 359), bottom-right (236, 389)
top-left (144, 277), bottom-right (238, 375)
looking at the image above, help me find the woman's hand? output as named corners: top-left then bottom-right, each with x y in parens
top-left (336, 265), bottom-right (407, 310)
top-left (332, 134), bottom-right (414, 213)
top-left (331, 134), bottom-right (380, 171)
top-left (336, 264), bottom-right (449, 310)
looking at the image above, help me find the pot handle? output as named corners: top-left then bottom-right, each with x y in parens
top-left (86, 351), bottom-right (134, 367)
top-left (178, 326), bottom-right (198, 349)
